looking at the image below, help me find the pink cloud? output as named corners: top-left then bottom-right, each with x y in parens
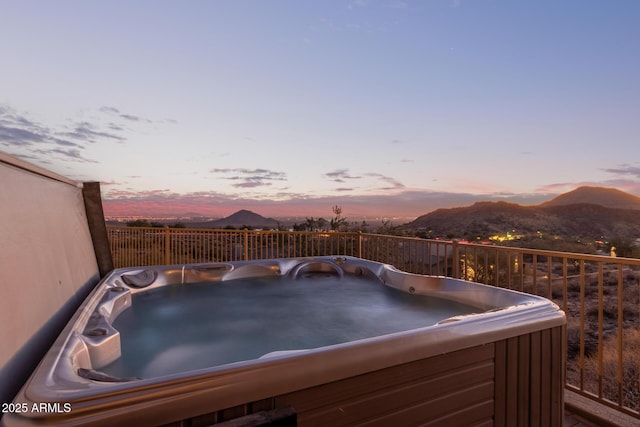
top-left (100, 189), bottom-right (552, 219)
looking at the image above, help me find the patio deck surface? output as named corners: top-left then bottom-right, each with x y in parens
top-left (565, 410), bottom-right (601, 426)
top-left (564, 390), bottom-right (638, 426)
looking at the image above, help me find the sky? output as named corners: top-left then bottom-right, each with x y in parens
top-left (1, 0), bottom-right (639, 220)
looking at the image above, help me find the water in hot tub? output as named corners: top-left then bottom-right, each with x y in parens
top-left (102, 275), bottom-right (478, 379)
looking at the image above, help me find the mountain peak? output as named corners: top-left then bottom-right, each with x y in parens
top-left (541, 186), bottom-right (640, 210)
top-left (196, 209), bottom-right (279, 229)
top-left (222, 209), bottom-right (278, 225)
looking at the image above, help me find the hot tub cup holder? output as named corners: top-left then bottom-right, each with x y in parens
top-left (85, 327), bottom-right (108, 337)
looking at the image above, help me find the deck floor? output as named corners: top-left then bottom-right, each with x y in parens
top-left (564, 390), bottom-right (639, 426)
top-left (564, 410), bottom-right (600, 427)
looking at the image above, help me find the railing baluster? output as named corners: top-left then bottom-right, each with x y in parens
top-left (547, 256), bottom-right (553, 299)
top-left (533, 254), bottom-right (538, 296)
top-left (598, 262), bottom-right (604, 398)
top-left (580, 259), bottom-right (586, 391)
top-left (617, 265), bottom-right (624, 407)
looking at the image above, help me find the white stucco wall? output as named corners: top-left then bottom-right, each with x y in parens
top-left (0, 152), bottom-right (99, 403)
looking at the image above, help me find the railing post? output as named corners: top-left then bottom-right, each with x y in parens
top-left (451, 240), bottom-right (459, 279)
top-left (358, 232), bottom-right (362, 258)
top-left (244, 229), bottom-right (249, 261)
top-left (164, 226), bottom-right (170, 265)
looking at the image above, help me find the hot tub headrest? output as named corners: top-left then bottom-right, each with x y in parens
top-left (289, 261), bottom-right (344, 280)
top-left (121, 269), bottom-right (158, 288)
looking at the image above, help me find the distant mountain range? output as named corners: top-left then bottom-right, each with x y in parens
top-left (121, 186), bottom-right (640, 240)
top-left (406, 186), bottom-right (640, 239)
top-left (192, 209), bottom-right (280, 229)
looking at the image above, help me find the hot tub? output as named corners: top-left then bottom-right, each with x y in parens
top-left (3, 257), bottom-right (566, 426)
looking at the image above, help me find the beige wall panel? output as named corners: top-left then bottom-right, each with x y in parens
top-left (0, 154), bottom-right (99, 403)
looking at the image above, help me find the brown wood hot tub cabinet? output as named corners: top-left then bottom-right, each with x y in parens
top-left (168, 325), bottom-right (564, 427)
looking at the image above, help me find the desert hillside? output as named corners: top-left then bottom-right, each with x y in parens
top-left (406, 187), bottom-right (640, 242)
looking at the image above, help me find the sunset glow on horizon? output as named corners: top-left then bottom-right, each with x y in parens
top-left (2, 1), bottom-right (639, 219)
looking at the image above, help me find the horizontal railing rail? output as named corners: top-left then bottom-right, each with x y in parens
top-left (106, 225), bottom-right (640, 418)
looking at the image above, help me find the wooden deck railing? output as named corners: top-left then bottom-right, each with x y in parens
top-left (107, 225), bottom-right (640, 419)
